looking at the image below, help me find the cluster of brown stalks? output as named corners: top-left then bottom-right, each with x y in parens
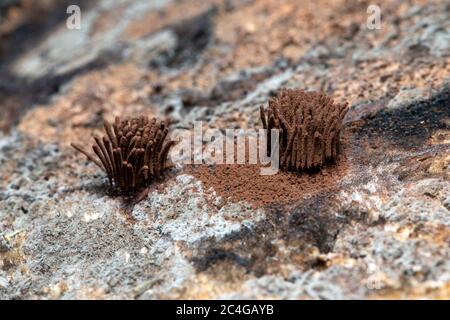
top-left (72, 90), bottom-right (349, 193)
top-left (71, 116), bottom-right (174, 192)
top-left (260, 89), bottom-right (348, 171)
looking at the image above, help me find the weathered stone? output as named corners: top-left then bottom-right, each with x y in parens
top-left (0, 0), bottom-right (449, 300)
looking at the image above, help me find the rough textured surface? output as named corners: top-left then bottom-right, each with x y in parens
top-left (0, 0), bottom-right (449, 299)
top-left (71, 115), bottom-right (174, 192)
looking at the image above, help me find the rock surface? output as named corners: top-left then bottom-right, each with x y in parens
top-left (0, 0), bottom-right (449, 299)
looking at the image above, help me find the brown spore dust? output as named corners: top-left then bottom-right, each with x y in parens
top-left (71, 115), bottom-right (175, 193)
top-left (260, 89), bottom-right (348, 171)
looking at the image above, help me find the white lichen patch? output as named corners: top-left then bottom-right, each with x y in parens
top-left (132, 174), bottom-right (265, 245)
top-left (219, 267), bottom-right (360, 300)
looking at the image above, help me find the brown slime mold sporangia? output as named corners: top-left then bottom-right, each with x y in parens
top-left (260, 89), bottom-right (348, 171)
top-left (71, 115), bottom-right (174, 192)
